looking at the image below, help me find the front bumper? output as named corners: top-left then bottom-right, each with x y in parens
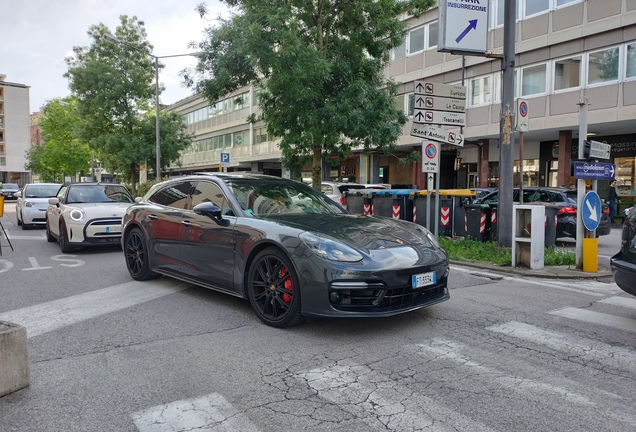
top-left (66, 217), bottom-right (123, 246)
top-left (21, 207), bottom-right (48, 225)
top-left (610, 252), bottom-right (636, 297)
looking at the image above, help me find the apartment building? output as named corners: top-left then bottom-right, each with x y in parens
top-left (167, 0), bottom-right (636, 206)
top-left (0, 74), bottom-right (31, 186)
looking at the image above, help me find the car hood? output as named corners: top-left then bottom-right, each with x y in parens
top-left (264, 213), bottom-right (438, 252)
top-left (67, 202), bottom-right (133, 216)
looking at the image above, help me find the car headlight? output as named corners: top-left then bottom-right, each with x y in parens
top-left (25, 201), bottom-right (34, 207)
top-left (299, 232), bottom-right (363, 262)
top-left (69, 209), bottom-right (85, 222)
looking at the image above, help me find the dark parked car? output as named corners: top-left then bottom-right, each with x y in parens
top-left (121, 173), bottom-right (450, 327)
top-left (0, 183), bottom-right (20, 201)
top-left (474, 187), bottom-right (611, 239)
top-left (611, 207), bottom-right (636, 296)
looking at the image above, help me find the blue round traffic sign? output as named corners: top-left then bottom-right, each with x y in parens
top-left (425, 143), bottom-right (437, 159)
top-left (519, 101), bottom-right (528, 117)
top-left (582, 191), bottom-right (602, 231)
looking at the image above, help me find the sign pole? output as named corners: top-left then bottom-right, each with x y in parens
top-left (435, 171), bottom-right (440, 238)
top-left (576, 94), bottom-right (588, 268)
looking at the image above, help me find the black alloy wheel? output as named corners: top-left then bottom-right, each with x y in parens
top-left (124, 227), bottom-right (159, 281)
top-left (45, 219), bottom-right (56, 242)
top-left (247, 247), bottom-right (303, 328)
top-left (58, 220), bottom-right (73, 253)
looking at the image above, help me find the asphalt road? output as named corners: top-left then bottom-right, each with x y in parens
top-left (1, 204), bottom-right (635, 432)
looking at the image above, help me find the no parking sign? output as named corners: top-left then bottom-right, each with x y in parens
top-left (516, 99), bottom-right (529, 132)
top-left (421, 141), bottom-right (440, 173)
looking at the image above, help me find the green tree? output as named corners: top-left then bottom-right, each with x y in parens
top-left (64, 15), bottom-right (192, 194)
top-left (25, 98), bottom-right (92, 182)
top-left (186, 0), bottom-right (432, 187)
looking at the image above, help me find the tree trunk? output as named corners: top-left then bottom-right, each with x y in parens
top-left (130, 162), bottom-right (137, 196)
top-left (312, 143), bottom-right (322, 189)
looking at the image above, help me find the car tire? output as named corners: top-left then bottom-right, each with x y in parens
top-left (16, 212), bottom-right (22, 226)
top-left (247, 247), bottom-right (303, 328)
top-left (124, 227), bottom-right (160, 281)
top-left (45, 219), bottom-right (56, 242)
top-left (58, 220), bottom-right (74, 253)
top-left (20, 212), bottom-right (29, 230)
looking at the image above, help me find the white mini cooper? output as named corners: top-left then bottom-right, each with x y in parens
top-left (46, 183), bottom-right (134, 253)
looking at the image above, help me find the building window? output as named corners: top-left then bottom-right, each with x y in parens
top-left (408, 94), bottom-right (415, 116)
top-left (588, 47), bottom-right (619, 85)
top-left (234, 130), bottom-right (249, 146)
top-left (470, 76), bottom-right (491, 106)
top-left (392, 40), bottom-right (406, 60)
top-left (521, 64), bottom-right (546, 96)
top-left (428, 22), bottom-right (439, 49)
top-left (626, 42), bottom-right (636, 80)
top-left (409, 26), bottom-right (425, 55)
top-left (394, 94), bottom-right (406, 113)
top-left (556, 0), bottom-right (580, 7)
top-left (525, 0), bottom-right (549, 17)
top-left (254, 127), bottom-right (270, 144)
top-left (0, 157), bottom-right (5, 166)
top-left (553, 55), bottom-right (581, 91)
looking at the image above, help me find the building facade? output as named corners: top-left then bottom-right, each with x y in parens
top-left (166, 0), bottom-right (636, 209)
top-left (0, 74), bottom-right (31, 186)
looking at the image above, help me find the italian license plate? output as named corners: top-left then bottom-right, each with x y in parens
top-left (412, 271), bottom-right (436, 289)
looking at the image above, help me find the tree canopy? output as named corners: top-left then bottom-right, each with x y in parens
top-left (185, 0), bottom-right (434, 187)
top-left (25, 98), bottom-right (91, 182)
top-left (64, 15), bottom-right (192, 193)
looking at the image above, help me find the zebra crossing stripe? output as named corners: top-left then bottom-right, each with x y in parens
top-left (0, 279), bottom-right (190, 338)
top-left (414, 339), bottom-right (594, 406)
top-left (598, 296), bottom-right (636, 310)
top-left (297, 364), bottom-right (495, 432)
top-left (131, 393), bottom-right (260, 432)
top-left (549, 307), bottom-right (636, 333)
top-left (486, 321), bottom-right (636, 371)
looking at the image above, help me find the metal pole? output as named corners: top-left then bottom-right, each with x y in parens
top-left (519, 132), bottom-right (524, 203)
top-left (576, 95), bottom-right (587, 268)
top-left (155, 56), bottom-right (161, 180)
top-left (435, 172), bottom-right (440, 238)
top-left (91, 153), bottom-right (95, 182)
top-left (497, 0), bottom-right (516, 247)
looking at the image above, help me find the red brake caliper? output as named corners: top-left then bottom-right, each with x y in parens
top-left (281, 268), bottom-right (292, 303)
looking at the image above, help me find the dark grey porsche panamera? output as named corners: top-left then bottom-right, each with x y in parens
top-left (122, 173), bottom-right (449, 327)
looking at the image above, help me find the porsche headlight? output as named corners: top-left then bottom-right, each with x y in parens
top-left (414, 225), bottom-right (441, 248)
top-left (69, 209), bottom-right (85, 222)
top-left (300, 232), bottom-right (363, 262)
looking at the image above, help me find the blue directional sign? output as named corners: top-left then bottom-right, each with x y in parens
top-left (573, 162), bottom-right (616, 180)
top-left (220, 153), bottom-right (230, 164)
top-left (582, 191), bottom-right (602, 231)
top-left (438, 0), bottom-right (488, 54)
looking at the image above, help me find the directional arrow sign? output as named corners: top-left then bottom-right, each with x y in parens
top-left (414, 95), bottom-right (466, 112)
top-left (582, 191), bottom-right (602, 231)
top-left (414, 109), bottom-right (466, 127)
top-left (414, 81), bottom-right (466, 99)
top-left (573, 162), bottom-right (616, 180)
top-left (411, 125), bottom-right (464, 147)
top-left (438, 0), bottom-right (489, 55)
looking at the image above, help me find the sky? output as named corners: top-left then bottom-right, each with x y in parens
top-left (1, 0), bottom-right (230, 113)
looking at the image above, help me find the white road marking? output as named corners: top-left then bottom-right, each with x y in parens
top-left (0, 259), bottom-right (14, 273)
top-left (599, 296), bottom-right (636, 310)
top-left (486, 321), bottom-right (636, 372)
top-left (22, 257), bottom-right (52, 271)
top-left (413, 339), bottom-right (594, 406)
top-left (297, 363), bottom-right (495, 432)
top-left (549, 307), bottom-right (636, 333)
top-left (4, 233), bottom-right (46, 240)
top-left (0, 279), bottom-right (190, 338)
top-left (131, 393), bottom-right (260, 432)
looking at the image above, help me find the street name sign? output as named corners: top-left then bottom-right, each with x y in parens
top-left (582, 191), bottom-right (602, 231)
top-left (438, 0), bottom-right (489, 55)
top-left (414, 109), bottom-right (466, 127)
top-left (421, 141), bottom-right (440, 173)
top-left (573, 162), bottom-right (616, 180)
top-left (411, 125), bottom-right (464, 147)
top-left (413, 95), bottom-right (466, 113)
top-left (414, 81), bottom-right (467, 99)
top-left (588, 140), bottom-right (611, 160)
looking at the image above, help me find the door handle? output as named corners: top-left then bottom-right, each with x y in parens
top-left (147, 214), bottom-right (158, 220)
top-left (182, 221), bottom-right (192, 227)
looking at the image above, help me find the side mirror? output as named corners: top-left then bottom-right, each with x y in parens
top-left (134, 197), bottom-right (143, 203)
top-left (193, 201), bottom-right (222, 221)
top-left (48, 197), bottom-right (60, 206)
top-left (15, 191), bottom-right (22, 198)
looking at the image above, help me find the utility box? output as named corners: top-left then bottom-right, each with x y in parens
top-left (512, 205), bottom-right (545, 269)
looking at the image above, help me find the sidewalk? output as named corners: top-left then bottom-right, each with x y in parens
top-left (450, 260), bottom-right (612, 279)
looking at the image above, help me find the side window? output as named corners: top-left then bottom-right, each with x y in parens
top-left (149, 182), bottom-right (193, 208)
top-left (190, 181), bottom-right (233, 215)
top-left (57, 186), bottom-right (68, 201)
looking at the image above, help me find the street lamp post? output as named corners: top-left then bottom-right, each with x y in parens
top-left (104, 33), bottom-right (199, 180)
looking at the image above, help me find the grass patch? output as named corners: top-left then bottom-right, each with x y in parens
top-left (438, 236), bottom-right (576, 267)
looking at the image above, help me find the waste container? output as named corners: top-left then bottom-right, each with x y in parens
top-left (370, 189), bottom-right (419, 220)
top-left (412, 190), bottom-right (476, 236)
top-left (488, 203), bottom-right (498, 243)
top-left (343, 189), bottom-right (374, 215)
top-left (464, 203), bottom-right (491, 242)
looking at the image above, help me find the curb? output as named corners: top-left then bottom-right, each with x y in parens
top-left (450, 260), bottom-right (613, 279)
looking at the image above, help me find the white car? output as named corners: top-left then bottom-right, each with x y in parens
top-left (319, 182), bottom-right (367, 205)
top-left (46, 183), bottom-right (135, 253)
top-left (16, 183), bottom-right (62, 230)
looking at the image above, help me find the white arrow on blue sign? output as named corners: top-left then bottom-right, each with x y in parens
top-left (582, 191), bottom-right (602, 231)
